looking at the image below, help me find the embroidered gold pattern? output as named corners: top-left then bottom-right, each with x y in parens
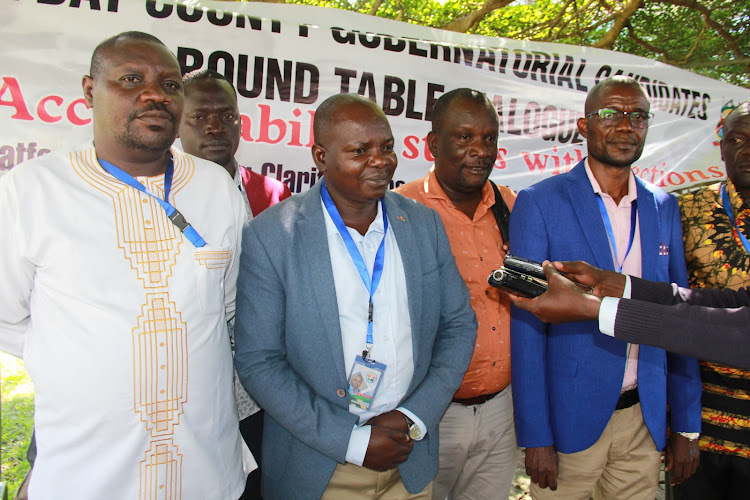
top-left (71, 149), bottom-right (195, 499)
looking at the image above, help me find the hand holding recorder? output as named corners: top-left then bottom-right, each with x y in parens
top-left (488, 255), bottom-right (548, 298)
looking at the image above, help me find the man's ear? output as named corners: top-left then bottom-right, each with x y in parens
top-left (311, 144), bottom-right (326, 172)
top-left (426, 131), bottom-right (438, 159)
top-left (82, 75), bottom-right (95, 108)
top-left (577, 116), bottom-right (588, 139)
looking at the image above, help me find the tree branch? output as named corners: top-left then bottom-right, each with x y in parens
top-left (591, 0), bottom-right (644, 49)
top-left (369, 0), bottom-right (384, 16)
top-left (440, 0), bottom-right (515, 33)
top-left (395, 0), bottom-right (405, 21)
top-left (654, 0), bottom-right (747, 62)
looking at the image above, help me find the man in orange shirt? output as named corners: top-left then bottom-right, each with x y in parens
top-left (395, 88), bottom-right (519, 499)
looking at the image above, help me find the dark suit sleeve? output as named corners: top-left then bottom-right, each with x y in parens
top-left (614, 278), bottom-right (750, 370)
top-left (233, 222), bottom-right (358, 463)
top-left (661, 194), bottom-right (702, 432)
top-left (397, 209), bottom-right (477, 430)
top-left (508, 189), bottom-right (555, 448)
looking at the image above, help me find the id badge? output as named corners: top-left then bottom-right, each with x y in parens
top-left (347, 355), bottom-right (386, 411)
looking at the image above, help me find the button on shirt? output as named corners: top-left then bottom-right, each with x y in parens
top-left (322, 200), bottom-right (425, 465)
top-left (395, 169), bottom-right (515, 398)
top-left (585, 160), bottom-right (642, 391)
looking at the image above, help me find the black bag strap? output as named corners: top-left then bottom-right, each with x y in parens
top-left (489, 180), bottom-right (511, 244)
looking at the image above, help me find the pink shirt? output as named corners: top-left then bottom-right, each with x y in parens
top-left (585, 161), bottom-right (641, 392)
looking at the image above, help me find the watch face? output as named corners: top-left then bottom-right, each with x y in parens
top-left (678, 432), bottom-right (700, 441)
top-left (408, 424), bottom-right (422, 440)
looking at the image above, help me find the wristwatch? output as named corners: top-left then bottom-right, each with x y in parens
top-left (677, 432), bottom-right (700, 441)
top-left (403, 414), bottom-right (423, 440)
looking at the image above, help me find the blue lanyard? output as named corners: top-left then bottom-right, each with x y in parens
top-left (321, 179), bottom-right (388, 358)
top-left (98, 158), bottom-right (206, 248)
top-left (596, 195), bottom-right (637, 273)
top-left (720, 184), bottom-right (750, 255)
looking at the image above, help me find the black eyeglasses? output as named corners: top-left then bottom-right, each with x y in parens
top-left (585, 108), bottom-right (654, 129)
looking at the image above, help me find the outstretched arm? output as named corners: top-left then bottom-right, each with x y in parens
top-left (509, 261), bottom-right (750, 370)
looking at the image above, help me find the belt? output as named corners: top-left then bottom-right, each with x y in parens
top-left (615, 388), bottom-right (639, 410)
top-left (452, 391), bottom-right (501, 406)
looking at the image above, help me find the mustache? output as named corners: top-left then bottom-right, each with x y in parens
top-left (128, 103), bottom-right (176, 123)
top-left (463, 159), bottom-right (495, 169)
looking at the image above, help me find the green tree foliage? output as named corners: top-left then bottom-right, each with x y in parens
top-left (254, 0), bottom-right (748, 87)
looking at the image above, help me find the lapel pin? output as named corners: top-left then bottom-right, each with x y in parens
top-left (397, 216), bottom-right (406, 221)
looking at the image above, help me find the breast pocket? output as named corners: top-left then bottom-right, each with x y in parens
top-left (194, 247), bottom-right (232, 315)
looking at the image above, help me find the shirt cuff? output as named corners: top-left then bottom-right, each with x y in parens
top-left (623, 274), bottom-right (632, 299)
top-left (397, 407), bottom-right (427, 441)
top-left (599, 297), bottom-right (620, 337)
top-left (345, 424), bottom-right (371, 466)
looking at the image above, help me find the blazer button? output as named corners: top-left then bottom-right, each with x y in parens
top-left (336, 388), bottom-right (347, 398)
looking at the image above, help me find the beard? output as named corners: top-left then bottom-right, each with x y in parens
top-left (117, 104), bottom-right (178, 154)
top-left (589, 140), bottom-right (645, 168)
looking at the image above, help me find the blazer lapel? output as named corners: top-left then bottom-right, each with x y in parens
top-left (566, 161), bottom-right (616, 271)
top-left (635, 179), bottom-right (659, 280)
top-left (384, 192), bottom-right (422, 364)
top-left (297, 184), bottom-right (347, 377)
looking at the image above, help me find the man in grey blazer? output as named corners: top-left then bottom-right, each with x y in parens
top-left (233, 93), bottom-right (477, 499)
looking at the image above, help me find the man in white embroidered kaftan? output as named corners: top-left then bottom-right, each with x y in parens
top-left (0, 31), bottom-right (252, 500)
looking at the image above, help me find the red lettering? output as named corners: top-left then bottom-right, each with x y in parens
top-left (38, 95), bottom-right (64, 123)
top-left (257, 104), bottom-right (286, 144)
top-left (0, 77), bottom-right (33, 120)
top-left (66, 98), bottom-right (91, 126)
top-left (423, 135), bottom-right (434, 162)
top-left (708, 165), bottom-right (724, 178)
top-left (667, 171), bottom-right (685, 186)
top-left (494, 148), bottom-right (507, 170)
top-left (240, 114), bottom-right (254, 142)
top-left (288, 108), bottom-right (303, 147)
top-left (683, 169), bottom-right (711, 183)
top-left (402, 135), bottom-right (419, 160)
top-left (520, 151), bottom-right (549, 172)
top-left (306, 110), bottom-right (315, 147)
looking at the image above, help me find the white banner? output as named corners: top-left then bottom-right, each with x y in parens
top-left (2, 0), bottom-right (749, 193)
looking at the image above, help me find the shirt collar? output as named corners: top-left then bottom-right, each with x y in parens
top-left (584, 158), bottom-right (638, 205)
top-left (322, 197), bottom-right (385, 238)
top-left (724, 178), bottom-right (750, 213)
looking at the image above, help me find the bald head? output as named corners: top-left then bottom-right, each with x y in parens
top-left (313, 93), bottom-right (388, 148)
top-left (586, 76), bottom-right (649, 115)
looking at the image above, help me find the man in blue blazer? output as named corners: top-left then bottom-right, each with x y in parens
top-left (509, 76), bottom-right (702, 499)
top-left (234, 94), bottom-right (477, 499)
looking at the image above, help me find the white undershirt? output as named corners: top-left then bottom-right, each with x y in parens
top-left (322, 199), bottom-right (425, 465)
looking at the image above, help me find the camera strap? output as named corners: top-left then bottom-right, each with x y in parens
top-left (489, 180), bottom-right (511, 244)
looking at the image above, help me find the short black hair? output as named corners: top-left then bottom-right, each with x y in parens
top-left (183, 69), bottom-right (237, 98)
top-left (431, 88), bottom-right (497, 134)
top-left (313, 93), bottom-right (385, 148)
top-left (89, 31), bottom-right (168, 79)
